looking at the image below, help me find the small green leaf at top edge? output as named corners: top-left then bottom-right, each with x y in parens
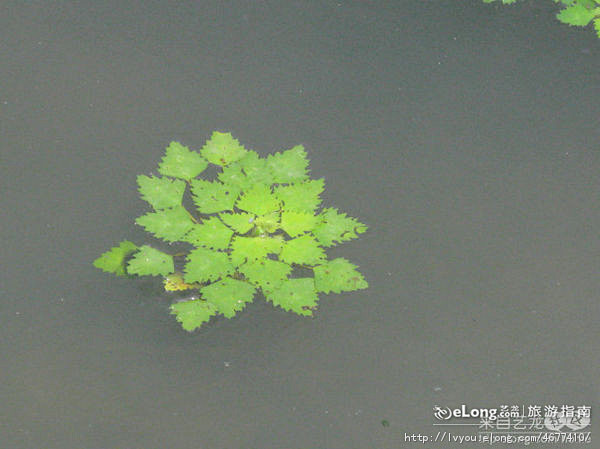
top-left (158, 141), bottom-right (208, 180)
top-left (127, 245), bottom-right (174, 276)
top-left (170, 299), bottom-right (218, 331)
top-left (200, 131), bottom-right (248, 166)
top-left (556, 3), bottom-right (596, 26)
top-left (93, 240), bottom-right (138, 276)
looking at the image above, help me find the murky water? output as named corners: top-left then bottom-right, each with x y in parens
top-left (2, 1), bottom-right (598, 448)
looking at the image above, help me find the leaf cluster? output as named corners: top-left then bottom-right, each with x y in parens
top-left (94, 132), bottom-right (368, 331)
top-left (483, 0), bottom-right (600, 38)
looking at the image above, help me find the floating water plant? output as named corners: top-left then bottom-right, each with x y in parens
top-left (483, 0), bottom-right (600, 38)
top-left (94, 132), bottom-right (368, 331)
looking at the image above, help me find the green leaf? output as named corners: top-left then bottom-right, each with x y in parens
top-left (312, 208), bottom-right (367, 247)
top-left (184, 247), bottom-right (234, 284)
top-left (158, 141), bottom-right (208, 180)
top-left (279, 235), bottom-right (326, 265)
top-left (218, 163), bottom-right (247, 189)
top-left (137, 175), bottom-right (186, 210)
top-left (236, 184), bottom-right (281, 216)
top-left (557, 3), bottom-right (596, 25)
top-left (200, 277), bottom-right (256, 318)
top-left (170, 299), bottom-right (218, 331)
top-left (93, 240), bottom-right (138, 276)
top-left (280, 211), bottom-right (318, 237)
top-left (182, 217), bottom-right (234, 249)
top-left (127, 245), bottom-right (174, 276)
top-left (594, 17), bottom-right (600, 37)
top-left (313, 258), bottom-right (368, 293)
top-left (254, 211), bottom-right (280, 234)
top-left (219, 151), bottom-right (274, 189)
top-left (190, 179), bottom-right (240, 214)
top-left (200, 131), bottom-right (247, 166)
top-left (230, 235), bottom-right (284, 266)
top-left (267, 145), bottom-right (310, 183)
top-left (275, 179), bottom-right (324, 213)
top-left (239, 259), bottom-right (292, 290)
top-left (219, 212), bottom-right (255, 234)
top-left (265, 278), bottom-right (319, 316)
top-left (236, 151), bottom-right (275, 184)
top-left (135, 206), bottom-right (195, 242)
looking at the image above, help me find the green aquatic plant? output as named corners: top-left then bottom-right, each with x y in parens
top-left (94, 132), bottom-right (368, 331)
top-left (483, 0), bottom-right (600, 38)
